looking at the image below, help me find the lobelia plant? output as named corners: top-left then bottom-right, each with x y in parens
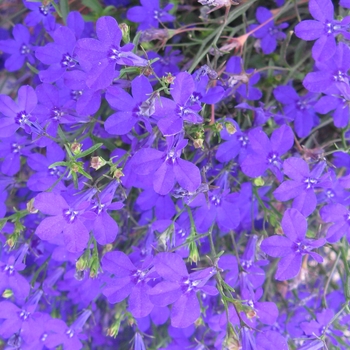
top-left (1, 0), bottom-right (350, 349)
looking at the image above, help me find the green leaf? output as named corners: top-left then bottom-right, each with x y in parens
top-left (78, 168), bottom-right (93, 180)
top-left (49, 161), bottom-right (68, 169)
top-left (50, 1), bottom-right (63, 18)
top-left (26, 62), bottom-right (39, 74)
top-left (59, 0), bottom-right (69, 22)
top-left (82, 0), bottom-right (102, 13)
top-left (101, 5), bottom-right (116, 16)
top-left (74, 143), bottom-right (103, 159)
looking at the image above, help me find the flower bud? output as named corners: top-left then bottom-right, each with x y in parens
top-left (90, 156), bottom-right (107, 170)
top-left (188, 240), bottom-right (200, 264)
top-left (162, 72), bottom-right (176, 85)
top-left (119, 23), bottom-right (130, 44)
top-left (76, 255), bottom-right (89, 271)
top-left (107, 317), bottom-right (122, 338)
top-left (225, 122), bottom-right (237, 134)
top-left (70, 141), bottom-right (82, 155)
top-left (89, 255), bottom-right (100, 278)
top-left (193, 139), bottom-right (204, 149)
top-left (253, 177), bottom-right (264, 186)
top-left (215, 123), bottom-right (224, 132)
top-left (113, 168), bottom-right (124, 180)
top-left (26, 198), bottom-right (38, 214)
top-left (2, 289), bottom-right (13, 298)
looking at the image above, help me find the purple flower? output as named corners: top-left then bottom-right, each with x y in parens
top-left (34, 83), bottom-right (81, 137)
top-left (224, 56), bottom-right (262, 101)
top-left (303, 42), bottom-right (350, 94)
top-left (105, 75), bottom-right (156, 135)
top-left (23, 0), bottom-right (56, 31)
top-left (273, 85), bottom-right (319, 137)
top-left (249, 7), bottom-right (288, 54)
top-left (87, 183), bottom-right (123, 245)
top-left (148, 252), bottom-right (217, 328)
top-left (190, 189), bottom-right (240, 233)
top-left (127, 0), bottom-right (175, 31)
top-left (300, 309), bottom-right (343, 346)
top-left (42, 310), bottom-right (92, 350)
top-left (35, 26), bottom-right (78, 83)
top-left (320, 202), bottom-right (350, 242)
top-left (241, 287), bottom-right (279, 326)
top-left (156, 72), bottom-right (203, 136)
top-left (0, 24), bottom-right (35, 72)
top-left (74, 16), bottom-right (148, 91)
top-left (0, 134), bottom-right (33, 176)
top-left (34, 192), bottom-right (96, 253)
top-left (314, 81), bottom-right (350, 128)
top-left (102, 251), bottom-right (154, 318)
top-left (131, 136), bottom-right (201, 195)
top-left (215, 119), bottom-right (250, 163)
top-left (0, 85), bottom-right (40, 137)
top-left (64, 70), bottom-right (102, 116)
top-left (0, 245), bottom-right (30, 302)
top-left (295, 0), bottom-right (350, 62)
top-left (0, 291), bottom-right (43, 340)
top-left (260, 208), bottom-right (325, 280)
top-left (273, 158), bottom-right (331, 216)
top-left (26, 143), bottom-right (66, 192)
top-left (241, 125), bottom-right (294, 181)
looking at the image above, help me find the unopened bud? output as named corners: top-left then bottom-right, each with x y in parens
top-left (162, 72), bottom-right (176, 85)
top-left (142, 66), bottom-right (153, 77)
top-left (119, 23), bottom-right (130, 44)
top-left (225, 123), bottom-right (237, 135)
top-left (27, 198), bottom-right (38, 214)
top-left (215, 123), bottom-right (224, 132)
top-left (107, 317), bottom-right (121, 338)
top-left (246, 309), bottom-right (257, 319)
top-left (2, 289), bottom-right (13, 298)
top-left (76, 256), bottom-right (88, 271)
top-left (70, 141), bottom-right (82, 155)
top-left (193, 139), bottom-right (204, 149)
top-left (253, 177), bottom-right (264, 187)
top-left (89, 256), bottom-right (100, 278)
top-left (113, 168), bottom-right (124, 180)
top-left (90, 156), bottom-right (107, 170)
top-left (188, 240), bottom-right (200, 264)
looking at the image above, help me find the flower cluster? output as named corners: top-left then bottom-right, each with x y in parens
top-left (0, 0), bottom-right (350, 349)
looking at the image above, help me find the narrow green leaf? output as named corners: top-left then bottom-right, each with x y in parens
top-left (102, 5), bottom-right (116, 16)
top-left (26, 62), bottom-right (39, 74)
top-left (50, 1), bottom-right (63, 18)
top-left (74, 143), bottom-right (103, 159)
top-left (78, 169), bottom-right (93, 180)
top-left (59, 0), bottom-right (69, 23)
top-left (49, 161), bottom-right (68, 169)
top-left (82, 0), bottom-right (102, 13)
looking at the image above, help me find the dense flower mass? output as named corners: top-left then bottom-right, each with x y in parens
top-left (1, 0), bottom-right (350, 349)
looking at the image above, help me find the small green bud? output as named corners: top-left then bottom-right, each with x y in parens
top-left (90, 156), bottom-right (107, 170)
top-left (119, 23), bottom-right (130, 44)
top-left (112, 167), bottom-right (124, 181)
top-left (89, 255), bottom-right (100, 278)
top-left (70, 141), bottom-right (82, 155)
top-left (107, 317), bottom-right (122, 338)
top-left (193, 139), bottom-right (204, 149)
top-left (188, 240), bottom-right (200, 264)
top-left (253, 177), bottom-right (265, 186)
top-left (162, 72), bottom-right (176, 85)
top-left (225, 122), bottom-right (236, 135)
top-left (2, 289), bottom-right (13, 298)
top-left (27, 198), bottom-right (38, 214)
top-left (76, 255), bottom-right (89, 271)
